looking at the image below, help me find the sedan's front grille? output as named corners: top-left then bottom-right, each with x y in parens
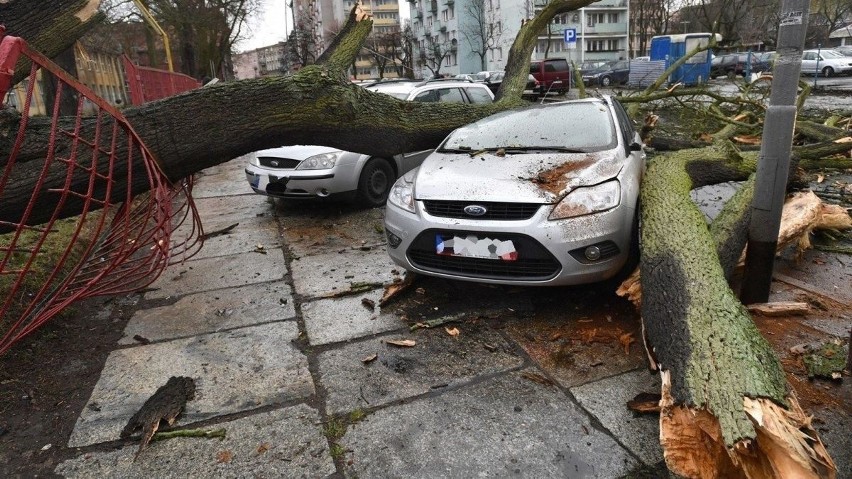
top-left (423, 201), bottom-right (542, 220)
top-left (258, 156), bottom-right (300, 169)
top-left (407, 229), bottom-right (560, 281)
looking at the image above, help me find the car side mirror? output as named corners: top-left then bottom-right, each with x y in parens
top-left (629, 141), bottom-right (643, 152)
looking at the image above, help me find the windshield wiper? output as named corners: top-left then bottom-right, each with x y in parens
top-left (502, 146), bottom-right (588, 153)
top-left (436, 147), bottom-right (474, 153)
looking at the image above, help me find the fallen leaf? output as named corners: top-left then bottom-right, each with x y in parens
top-left (813, 258), bottom-right (826, 265)
top-left (521, 371), bottom-right (554, 387)
top-left (445, 327), bottom-right (460, 337)
top-left (361, 354), bottom-right (378, 363)
top-left (385, 339), bottom-right (416, 347)
top-left (626, 392), bottom-right (662, 414)
top-left (361, 298), bottom-right (376, 311)
top-left (257, 443), bottom-right (270, 454)
top-left (217, 450), bottom-right (233, 463)
top-left (619, 332), bottom-right (635, 355)
top-left (816, 174), bottom-right (825, 183)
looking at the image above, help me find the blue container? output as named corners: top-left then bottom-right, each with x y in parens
top-left (649, 33), bottom-right (719, 86)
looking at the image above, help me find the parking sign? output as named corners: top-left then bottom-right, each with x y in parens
top-left (564, 29), bottom-right (576, 44)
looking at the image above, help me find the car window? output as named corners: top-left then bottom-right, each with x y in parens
top-left (611, 99), bottom-right (636, 152)
top-left (464, 86), bottom-right (493, 104)
top-left (803, 52), bottom-right (816, 60)
top-left (436, 87), bottom-right (466, 103)
top-left (412, 90), bottom-right (439, 102)
top-left (529, 63), bottom-right (540, 74)
top-left (442, 101), bottom-right (616, 152)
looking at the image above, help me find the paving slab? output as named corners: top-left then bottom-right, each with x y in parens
top-left (505, 314), bottom-right (646, 388)
top-left (192, 194), bottom-right (276, 226)
top-left (191, 158), bottom-right (256, 198)
top-left (120, 282), bottom-right (296, 345)
top-left (812, 405), bottom-right (852, 479)
top-left (289, 248), bottom-right (399, 298)
top-left (145, 252), bottom-right (287, 300)
top-left (68, 322), bottom-right (313, 447)
top-left (277, 205), bottom-right (387, 257)
top-left (570, 369), bottom-right (664, 465)
top-left (57, 404), bottom-right (334, 478)
top-left (188, 217), bottom-right (281, 261)
top-left (341, 369), bottom-right (639, 478)
top-left (302, 289), bottom-right (404, 346)
top-left (317, 323), bottom-right (524, 415)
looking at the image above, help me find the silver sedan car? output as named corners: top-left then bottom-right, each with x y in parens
top-left (245, 145), bottom-right (429, 207)
top-left (383, 96), bottom-right (645, 286)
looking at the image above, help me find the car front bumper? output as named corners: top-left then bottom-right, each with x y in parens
top-left (245, 163), bottom-right (358, 199)
top-left (383, 200), bottom-right (636, 286)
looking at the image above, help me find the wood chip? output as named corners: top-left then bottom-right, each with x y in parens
top-left (520, 371), bottom-right (554, 387)
top-left (385, 339), bottom-right (416, 347)
top-left (445, 327), bottom-right (460, 337)
top-left (216, 450), bottom-right (233, 463)
top-left (619, 332), bottom-right (635, 355)
top-left (626, 392), bottom-right (662, 414)
top-left (361, 354), bottom-right (378, 363)
top-left (361, 298), bottom-right (376, 311)
top-left (746, 302), bottom-right (809, 317)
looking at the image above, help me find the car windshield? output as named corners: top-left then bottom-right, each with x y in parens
top-left (440, 101), bottom-right (616, 152)
top-left (820, 50), bottom-right (843, 58)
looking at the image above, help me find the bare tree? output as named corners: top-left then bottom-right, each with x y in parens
top-left (460, 0), bottom-right (503, 71)
top-left (807, 0), bottom-right (852, 47)
top-left (417, 36), bottom-right (454, 77)
top-left (630, 0), bottom-right (674, 56)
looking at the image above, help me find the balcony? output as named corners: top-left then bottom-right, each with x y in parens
top-left (445, 0), bottom-right (454, 4)
top-left (584, 22), bottom-right (628, 35)
top-left (430, 0), bottom-right (438, 13)
top-left (415, 10), bottom-right (423, 19)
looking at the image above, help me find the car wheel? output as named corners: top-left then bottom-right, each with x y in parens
top-left (821, 66), bottom-right (834, 78)
top-left (600, 76), bottom-right (612, 87)
top-left (357, 157), bottom-right (394, 207)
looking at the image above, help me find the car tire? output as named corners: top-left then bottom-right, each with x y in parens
top-left (600, 76), bottom-right (612, 87)
top-left (357, 157), bottom-right (394, 207)
top-left (821, 66), bottom-right (834, 78)
top-left (604, 207), bottom-right (641, 289)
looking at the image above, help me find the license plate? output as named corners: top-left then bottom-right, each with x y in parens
top-left (435, 234), bottom-right (518, 261)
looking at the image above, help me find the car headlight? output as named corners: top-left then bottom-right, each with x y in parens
top-left (388, 169), bottom-right (417, 213)
top-left (296, 151), bottom-right (342, 170)
top-left (248, 155), bottom-right (260, 167)
top-left (549, 180), bottom-right (620, 220)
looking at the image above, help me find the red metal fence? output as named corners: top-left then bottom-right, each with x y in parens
top-left (122, 55), bottom-right (201, 105)
top-left (0, 31), bottom-right (203, 354)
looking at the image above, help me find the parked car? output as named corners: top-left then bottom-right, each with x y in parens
top-left (477, 71), bottom-right (542, 99)
top-left (582, 60), bottom-right (630, 87)
top-left (754, 51), bottom-right (775, 72)
top-left (529, 58), bottom-right (571, 95)
top-left (801, 49), bottom-right (852, 77)
top-left (834, 45), bottom-right (852, 57)
top-left (244, 80), bottom-right (495, 207)
top-left (383, 96), bottom-right (645, 286)
top-left (578, 60), bottom-right (608, 72)
top-left (710, 53), bottom-right (760, 78)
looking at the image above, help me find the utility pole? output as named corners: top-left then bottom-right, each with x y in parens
top-left (740, 0), bottom-right (810, 304)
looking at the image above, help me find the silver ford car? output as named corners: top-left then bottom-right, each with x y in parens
top-left (383, 96), bottom-right (645, 286)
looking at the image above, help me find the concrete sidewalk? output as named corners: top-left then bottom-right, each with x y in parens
top-left (54, 158), bottom-right (850, 478)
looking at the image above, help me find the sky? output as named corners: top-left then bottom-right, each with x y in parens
top-left (239, 0), bottom-right (411, 52)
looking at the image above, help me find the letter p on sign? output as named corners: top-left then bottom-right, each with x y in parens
top-left (564, 29), bottom-right (576, 43)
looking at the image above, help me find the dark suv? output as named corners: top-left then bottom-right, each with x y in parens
top-left (710, 53), bottom-right (760, 79)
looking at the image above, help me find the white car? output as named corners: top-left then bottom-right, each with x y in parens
top-left (245, 80), bottom-right (494, 206)
top-left (801, 49), bottom-right (852, 77)
top-left (384, 97), bottom-right (645, 286)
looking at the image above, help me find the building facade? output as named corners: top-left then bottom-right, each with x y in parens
top-left (407, 0), bottom-right (629, 78)
top-left (232, 49), bottom-right (260, 79)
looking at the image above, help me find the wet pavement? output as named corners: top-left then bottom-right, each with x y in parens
top-left (54, 157), bottom-right (850, 477)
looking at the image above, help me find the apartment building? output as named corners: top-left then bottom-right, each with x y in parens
top-left (408, 0), bottom-right (629, 78)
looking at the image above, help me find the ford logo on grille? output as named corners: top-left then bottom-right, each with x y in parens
top-left (463, 205), bottom-right (487, 216)
top-left (270, 160), bottom-right (280, 167)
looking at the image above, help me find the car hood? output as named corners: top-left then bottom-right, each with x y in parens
top-left (254, 145), bottom-right (341, 161)
top-left (414, 150), bottom-right (624, 203)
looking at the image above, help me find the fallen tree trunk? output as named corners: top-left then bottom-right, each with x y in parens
top-left (640, 152), bottom-right (836, 478)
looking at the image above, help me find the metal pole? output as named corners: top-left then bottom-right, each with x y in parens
top-left (813, 43), bottom-right (821, 87)
top-left (740, 0), bottom-right (810, 304)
